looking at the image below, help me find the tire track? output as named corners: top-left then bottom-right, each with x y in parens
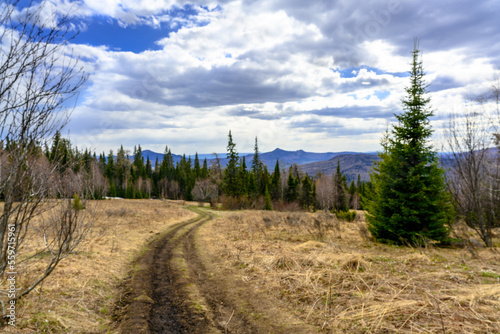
top-left (181, 223), bottom-right (259, 333)
top-left (116, 208), bottom-right (212, 334)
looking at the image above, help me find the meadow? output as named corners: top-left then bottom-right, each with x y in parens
top-left (2, 200), bottom-right (499, 333)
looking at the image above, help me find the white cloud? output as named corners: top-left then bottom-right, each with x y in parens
top-left (45, 0), bottom-right (500, 154)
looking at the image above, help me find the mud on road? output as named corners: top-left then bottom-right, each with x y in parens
top-left (114, 206), bottom-right (259, 334)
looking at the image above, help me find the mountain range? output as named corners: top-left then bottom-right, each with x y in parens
top-left (140, 148), bottom-right (379, 181)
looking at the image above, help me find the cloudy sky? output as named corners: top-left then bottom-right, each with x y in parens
top-left (17, 0), bottom-right (500, 155)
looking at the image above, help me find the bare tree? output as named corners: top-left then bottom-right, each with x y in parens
top-left (192, 179), bottom-right (218, 205)
top-left (169, 180), bottom-right (180, 200)
top-left (0, 0), bottom-right (89, 304)
top-left (445, 105), bottom-right (500, 247)
top-left (159, 177), bottom-right (168, 199)
top-left (144, 178), bottom-right (152, 199)
top-left (209, 153), bottom-right (223, 183)
top-left (86, 160), bottom-right (108, 199)
top-left (315, 174), bottom-right (333, 211)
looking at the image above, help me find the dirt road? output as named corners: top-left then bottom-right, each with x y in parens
top-left (115, 207), bottom-right (258, 334)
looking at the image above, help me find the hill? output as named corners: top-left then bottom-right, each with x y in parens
top-left (139, 148), bottom-right (363, 171)
top-left (142, 149), bottom-right (182, 164)
top-left (254, 148), bottom-right (358, 167)
top-left (299, 153), bottom-right (380, 181)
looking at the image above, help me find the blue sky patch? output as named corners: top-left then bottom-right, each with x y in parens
top-left (73, 5), bottom-right (207, 53)
top-left (374, 90), bottom-right (390, 100)
top-left (335, 65), bottom-right (408, 79)
top-left (74, 17), bottom-right (166, 52)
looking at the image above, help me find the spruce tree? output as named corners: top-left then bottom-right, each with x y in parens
top-left (238, 156), bottom-right (249, 195)
top-left (201, 158), bottom-right (209, 179)
top-left (366, 41), bottom-right (452, 246)
top-left (264, 186), bottom-right (273, 210)
top-left (223, 130), bottom-right (240, 196)
top-left (194, 153), bottom-right (201, 178)
top-left (251, 137), bottom-right (263, 195)
top-left (146, 156), bottom-right (152, 178)
top-left (105, 150), bottom-right (115, 181)
top-left (251, 137), bottom-right (263, 175)
top-left (300, 173), bottom-right (313, 210)
top-left (333, 159), bottom-right (349, 212)
top-left (271, 159), bottom-right (281, 200)
top-left (285, 168), bottom-right (299, 202)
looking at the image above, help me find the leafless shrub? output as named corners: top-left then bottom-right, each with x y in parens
top-left (23, 195), bottom-right (97, 297)
top-left (445, 107), bottom-right (500, 247)
top-left (191, 178), bottom-right (218, 205)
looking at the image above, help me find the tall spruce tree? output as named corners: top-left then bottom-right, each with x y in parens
top-left (300, 173), bottom-right (313, 210)
top-left (271, 159), bottom-right (281, 200)
top-left (333, 159), bottom-right (349, 212)
top-left (251, 137), bottom-right (263, 195)
top-left (366, 41), bottom-right (452, 245)
top-left (223, 130), bottom-right (240, 196)
top-left (194, 153), bottom-right (201, 178)
top-left (285, 167), bottom-right (299, 202)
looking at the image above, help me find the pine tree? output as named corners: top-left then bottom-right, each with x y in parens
top-left (300, 173), bottom-right (313, 210)
top-left (333, 159), bottom-right (349, 212)
top-left (285, 168), bottom-right (299, 202)
top-left (251, 137), bottom-right (263, 195)
top-left (133, 144), bottom-right (146, 179)
top-left (251, 137), bottom-right (263, 175)
top-left (116, 145), bottom-right (128, 195)
top-left (366, 41), bottom-right (453, 246)
top-left (264, 186), bottom-right (273, 210)
top-left (238, 156), bottom-right (248, 195)
top-left (201, 158), bottom-right (209, 179)
top-left (271, 159), bottom-right (281, 200)
top-left (194, 153), bottom-right (201, 179)
top-left (223, 130), bottom-right (240, 196)
top-left (105, 150), bottom-right (115, 181)
top-left (146, 156), bottom-right (152, 178)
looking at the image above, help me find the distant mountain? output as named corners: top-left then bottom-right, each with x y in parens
top-left (142, 149), bottom-right (182, 164)
top-left (134, 148), bottom-right (491, 183)
top-left (139, 148), bottom-right (363, 169)
top-left (136, 149), bottom-right (377, 179)
top-left (299, 153), bottom-right (380, 182)
top-left (253, 148), bottom-right (359, 168)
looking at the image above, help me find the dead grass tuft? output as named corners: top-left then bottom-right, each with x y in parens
top-left (270, 255), bottom-right (300, 271)
top-left (341, 256), bottom-right (368, 272)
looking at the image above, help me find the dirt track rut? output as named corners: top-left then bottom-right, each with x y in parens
top-left (116, 206), bottom-right (258, 334)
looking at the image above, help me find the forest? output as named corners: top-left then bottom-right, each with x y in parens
top-left (39, 130), bottom-right (369, 213)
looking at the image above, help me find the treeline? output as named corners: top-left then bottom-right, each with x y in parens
top-left (43, 131), bottom-right (369, 212)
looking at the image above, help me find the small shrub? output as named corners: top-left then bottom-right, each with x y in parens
top-left (72, 193), bottom-right (84, 211)
top-left (335, 210), bottom-right (356, 222)
top-left (220, 194), bottom-right (251, 210)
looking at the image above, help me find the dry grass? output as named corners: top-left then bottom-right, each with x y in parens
top-left (3, 201), bottom-right (499, 333)
top-left (1, 199), bottom-right (196, 333)
top-left (199, 210), bottom-right (500, 333)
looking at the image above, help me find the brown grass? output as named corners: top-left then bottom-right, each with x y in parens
top-left (198, 210), bottom-right (500, 333)
top-left (2, 201), bottom-right (499, 333)
top-left (1, 199), bottom-right (196, 333)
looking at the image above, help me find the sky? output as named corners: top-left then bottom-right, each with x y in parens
top-left (11, 0), bottom-right (500, 155)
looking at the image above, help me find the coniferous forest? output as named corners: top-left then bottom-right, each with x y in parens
top-left (41, 130), bottom-right (369, 214)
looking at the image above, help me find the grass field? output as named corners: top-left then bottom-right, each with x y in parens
top-left (1, 200), bottom-right (499, 333)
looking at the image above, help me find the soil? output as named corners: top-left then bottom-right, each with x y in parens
top-left (113, 206), bottom-right (259, 334)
